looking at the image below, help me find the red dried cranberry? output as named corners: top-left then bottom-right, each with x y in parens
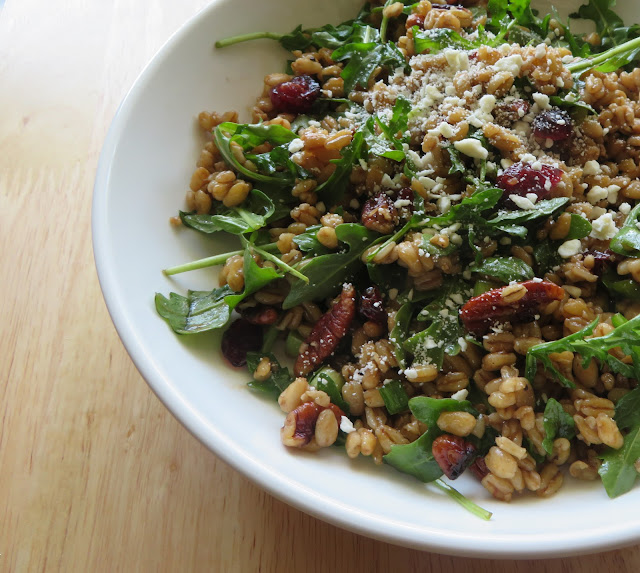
top-left (221, 318), bottom-right (263, 367)
top-left (496, 161), bottom-right (563, 202)
top-left (270, 75), bottom-right (321, 114)
top-left (586, 249), bottom-right (615, 276)
top-left (432, 434), bottom-right (477, 480)
top-left (469, 457), bottom-right (489, 480)
top-left (395, 187), bottom-right (414, 215)
top-left (359, 286), bottom-right (387, 325)
top-left (532, 108), bottom-right (573, 142)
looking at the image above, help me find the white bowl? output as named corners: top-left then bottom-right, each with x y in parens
top-left (93, 0), bottom-right (640, 558)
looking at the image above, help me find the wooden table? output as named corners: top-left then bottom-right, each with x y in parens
top-left (1, 1), bottom-right (640, 570)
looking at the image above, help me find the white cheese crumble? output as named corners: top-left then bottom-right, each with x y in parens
top-left (590, 213), bottom-right (618, 240)
top-left (340, 416), bottom-right (356, 434)
top-left (586, 185), bottom-right (609, 204)
top-left (532, 92), bottom-right (551, 110)
top-left (454, 138), bottom-right (488, 160)
top-left (451, 389), bottom-right (469, 401)
top-left (287, 138), bottom-right (304, 153)
top-left (583, 160), bottom-right (602, 176)
top-left (558, 239), bottom-right (582, 258)
top-left (510, 194), bottom-right (536, 210)
top-left (494, 54), bottom-right (524, 76)
top-left (620, 202), bottom-right (631, 215)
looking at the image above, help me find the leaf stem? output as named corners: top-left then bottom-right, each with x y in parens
top-left (567, 36), bottom-right (640, 74)
top-left (163, 250), bottom-right (243, 276)
top-left (215, 32), bottom-right (283, 49)
top-left (379, 0), bottom-right (393, 43)
top-left (250, 244), bottom-right (310, 284)
top-left (434, 479), bottom-right (492, 521)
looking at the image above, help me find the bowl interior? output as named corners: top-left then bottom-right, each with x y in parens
top-left (93, 0), bottom-right (640, 558)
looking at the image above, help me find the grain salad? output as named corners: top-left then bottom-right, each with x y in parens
top-left (156, 0), bottom-right (640, 517)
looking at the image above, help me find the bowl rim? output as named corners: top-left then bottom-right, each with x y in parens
top-left (92, 0), bottom-right (640, 558)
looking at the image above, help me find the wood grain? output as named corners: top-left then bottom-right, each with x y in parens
top-left (1, 1), bottom-right (639, 571)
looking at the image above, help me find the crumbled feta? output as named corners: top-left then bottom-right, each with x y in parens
top-left (451, 388), bottom-right (469, 401)
top-left (558, 239), bottom-right (582, 258)
top-left (607, 184), bottom-right (621, 204)
top-left (494, 54), bottom-right (524, 76)
top-left (533, 93), bottom-right (551, 110)
top-left (510, 194), bottom-right (536, 210)
top-left (288, 138), bottom-right (304, 153)
top-left (340, 416), bottom-right (356, 434)
top-left (444, 49), bottom-right (470, 71)
top-left (454, 138), bottom-right (488, 160)
top-left (586, 185), bottom-right (609, 204)
top-left (590, 213), bottom-right (618, 240)
top-left (582, 160), bottom-right (602, 176)
top-left (620, 202), bottom-right (632, 215)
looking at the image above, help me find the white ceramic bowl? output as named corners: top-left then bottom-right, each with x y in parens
top-left (93, 0), bottom-right (640, 558)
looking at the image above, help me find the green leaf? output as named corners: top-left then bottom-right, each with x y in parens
top-left (156, 250), bottom-right (281, 334)
top-left (565, 213), bottom-right (593, 240)
top-left (379, 379), bottom-right (410, 415)
top-left (179, 190), bottom-right (276, 235)
top-left (333, 39), bottom-right (408, 92)
top-left (614, 387), bottom-right (640, 431)
top-left (526, 313), bottom-right (640, 387)
top-left (413, 27), bottom-right (476, 54)
top-left (283, 223), bottom-right (380, 309)
top-left (602, 269), bottom-right (640, 301)
top-left (533, 240), bottom-right (563, 274)
top-left (213, 122), bottom-right (304, 187)
top-left (310, 367), bottom-right (351, 413)
top-left (599, 425), bottom-right (640, 498)
top-left (246, 352), bottom-right (294, 399)
top-left (384, 397), bottom-right (477, 482)
top-left (542, 398), bottom-right (576, 455)
top-left (610, 202), bottom-right (640, 257)
top-left (390, 303), bottom-right (413, 369)
top-left (292, 225), bottom-right (332, 255)
top-left (469, 256), bottom-right (534, 284)
top-left (487, 198), bottom-right (571, 228)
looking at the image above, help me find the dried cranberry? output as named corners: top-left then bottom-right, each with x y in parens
top-left (432, 434), bottom-right (477, 480)
top-left (532, 108), bottom-right (573, 142)
top-left (240, 305), bottom-right (279, 325)
top-left (496, 161), bottom-right (563, 202)
top-left (359, 286), bottom-right (387, 325)
top-left (586, 249), bottom-right (615, 276)
top-left (221, 318), bottom-right (263, 367)
top-left (469, 457), bottom-right (489, 480)
top-left (270, 75), bottom-right (321, 114)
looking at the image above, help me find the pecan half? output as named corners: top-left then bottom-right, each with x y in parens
top-left (361, 191), bottom-right (399, 234)
top-left (460, 280), bottom-right (564, 336)
top-left (432, 434), bottom-right (477, 480)
top-left (294, 284), bottom-right (356, 377)
top-left (281, 401), bottom-right (345, 448)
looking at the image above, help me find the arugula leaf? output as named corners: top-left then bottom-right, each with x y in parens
top-left (470, 256), bottom-right (534, 283)
top-left (384, 397), bottom-right (477, 482)
top-left (292, 225), bottom-right (332, 255)
top-left (379, 379), bottom-right (410, 415)
top-left (526, 313), bottom-right (640, 387)
top-left (413, 28), bottom-right (476, 54)
top-left (213, 122), bottom-right (304, 186)
top-left (390, 303), bottom-right (413, 369)
top-left (246, 352), bottom-right (294, 399)
top-left (614, 387), bottom-right (640, 431)
top-left (610, 202), bottom-right (640, 257)
top-left (599, 425), bottom-right (640, 498)
top-left (533, 240), bottom-right (563, 274)
top-left (602, 269), bottom-right (640, 301)
top-left (565, 213), bottom-right (593, 240)
top-left (283, 223), bottom-right (380, 309)
top-left (332, 34), bottom-right (408, 92)
top-left (179, 190), bottom-right (276, 235)
top-left (487, 198), bottom-right (571, 229)
top-left (542, 398), bottom-right (576, 455)
top-left (156, 250), bottom-right (281, 334)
